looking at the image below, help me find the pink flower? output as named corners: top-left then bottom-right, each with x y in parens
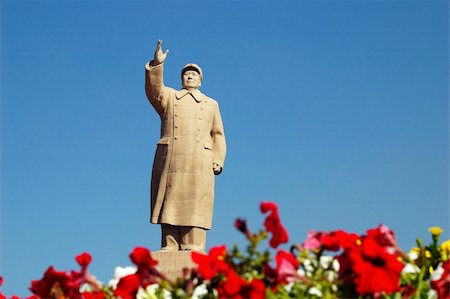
top-left (301, 230), bottom-right (325, 250)
top-left (275, 250), bottom-right (306, 284)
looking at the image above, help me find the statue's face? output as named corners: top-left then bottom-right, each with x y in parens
top-left (182, 70), bottom-right (201, 90)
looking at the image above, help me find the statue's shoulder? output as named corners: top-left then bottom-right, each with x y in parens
top-left (205, 95), bottom-right (217, 103)
top-left (200, 93), bottom-right (218, 103)
top-left (203, 96), bottom-right (221, 111)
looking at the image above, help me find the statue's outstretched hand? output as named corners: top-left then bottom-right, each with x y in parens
top-left (152, 39), bottom-right (169, 65)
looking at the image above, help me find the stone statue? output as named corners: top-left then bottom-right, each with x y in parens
top-left (145, 40), bottom-right (226, 253)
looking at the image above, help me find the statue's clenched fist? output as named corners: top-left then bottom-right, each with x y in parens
top-left (213, 163), bottom-right (222, 175)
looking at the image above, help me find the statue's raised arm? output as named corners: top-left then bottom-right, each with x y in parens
top-left (145, 40), bottom-right (170, 113)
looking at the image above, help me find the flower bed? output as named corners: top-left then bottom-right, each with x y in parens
top-left (1, 201), bottom-right (449, 299)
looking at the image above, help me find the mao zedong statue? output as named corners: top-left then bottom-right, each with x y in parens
top-left (144, 40), bottom-right (226, 253)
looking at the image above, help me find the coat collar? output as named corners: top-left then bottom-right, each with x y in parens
top-left (175, 89), bottom-right (206, 103)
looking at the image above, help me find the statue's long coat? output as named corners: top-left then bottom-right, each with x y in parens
top-left (145, 62), bottom-right (226, 229)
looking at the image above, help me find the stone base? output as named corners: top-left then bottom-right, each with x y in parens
top-left (152, 250), bottom-right (197, 280)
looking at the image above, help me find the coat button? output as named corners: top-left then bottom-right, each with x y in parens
top-left (175, 125), bottom-right (179, 128)
top-left (196, 138), bottom-right (200, 142)
top-left (174, 136), bottom-right (178, 140)
top-left (198, 117), bottom-right (202, 120)
top-left (175, 114), bottom-right (178, 117)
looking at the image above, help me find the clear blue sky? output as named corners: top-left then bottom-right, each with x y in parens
top-left (1, 0), bottom-right (448, 296)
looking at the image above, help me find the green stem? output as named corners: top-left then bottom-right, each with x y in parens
top-left (413, 266), bottom-right (427, 299)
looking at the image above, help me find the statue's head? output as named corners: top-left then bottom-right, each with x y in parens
top-left (181, 63), bottom-right (203, 90)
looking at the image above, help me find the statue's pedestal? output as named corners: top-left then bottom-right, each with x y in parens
top-left (152, 251), bottom-right (196, 280)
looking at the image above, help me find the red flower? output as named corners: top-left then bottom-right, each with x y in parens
top-left (320, 230), bottom-right (359, 251)
top-left (129, 247), bottom-right (158, 270)
top-left (336, 251), bottom-right (353, 284)
top-left (244, 279), bottom-right (266, 299)
top-left (73, 252), bottom-right (103, 294)
top-left (260, 202), bottom-right (289, 248)
top-left (114, 247), bottom-right (162, 294)
top-left (220, 269), bottom-right (247, 298)
top-left (193, 245), bottom-right (264, 298)
top-left (366, 224), bottom-right (401, 255)
top-left (349, 236), bottom-right (403, 295)
top-left (81, 291), bottom-right (105, 299)
top-left (302, 229), bottom-right (359, 252)
top-left (29, 251), bottom-right (98, 299)
top-left (217, 270), bottom-right (266, 299)
top-left (430, 260), bottom-right (450, 299)
top-left (30, 266), bottom-right (80, 299)
top-left (113, 274), bottom-right (141, 299)
top-left (234, 218), bottom-right (251, 239)
top-left (192, 245), bottom-right (230, 280)
top-left (75, 253), bottom-right (92, 271)
top-left (0, 276), bottom-right (5, 299)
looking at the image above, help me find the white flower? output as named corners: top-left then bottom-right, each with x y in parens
top-left (320, 256), bottom-right (340, 282)
top-left (324, 270), bottom-right (338, 282)
top-left (192, 284), bottom-right (208, 299)
top-left (79, 283), bottom-right (93, 293)
top-left (284, 282), bottom-right (294, 292)
top-left (137, 284), bottom-right (171, 299)
top-left (308, 287), bottom-right (323, 297)
top-left (79, 275), bottom-right (102, 293)
top-left (332, 259), bottom-right (340, 272)
top-left (427, 289), bottom-right (438, 299)
top-left (175, 289), bottom-right (187, 298)
top-left (137, 285), bottom-right (158, 299)
top-left (108, 266), bottom-right (137, 289)
top-left (407, 251), bottom-right (419, 261)
top-left (319, 256), bottom-right (333, 269)
top-left (303, 259), bottom-right (314, 273)
top-left (401, 263), bottom-right (420, 275)
top-left (430, 263), bottom-right (445, 281)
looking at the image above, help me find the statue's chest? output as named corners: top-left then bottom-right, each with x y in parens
top-left (173, 96), bottom-right (213, 126)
